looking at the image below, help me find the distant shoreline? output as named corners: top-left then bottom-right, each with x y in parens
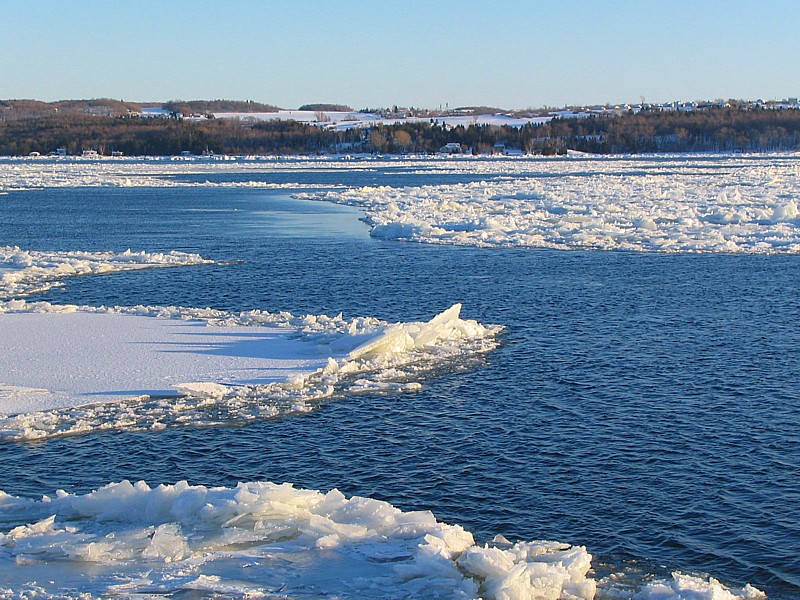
top-left (2, 100), bottom-right (800, 156)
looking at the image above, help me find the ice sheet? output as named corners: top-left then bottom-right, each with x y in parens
top-left (0, 157), bottom-right (357, 191)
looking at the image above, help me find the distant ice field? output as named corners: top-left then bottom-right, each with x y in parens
top-left (299, 155), bottom-right (800, 253)
top-left (0, 157), bottom-right (798, 598)
top-left (3, 153), bottom-right (800, 253)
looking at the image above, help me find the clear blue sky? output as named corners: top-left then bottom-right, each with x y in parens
top-left (2, 0), bottom-right (798, 109)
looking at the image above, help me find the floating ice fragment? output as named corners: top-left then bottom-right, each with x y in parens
top-left (635, 571), bottom-right (766, 599)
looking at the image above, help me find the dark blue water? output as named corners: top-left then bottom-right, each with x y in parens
top-left (1, 178), bottom-right (799, 597)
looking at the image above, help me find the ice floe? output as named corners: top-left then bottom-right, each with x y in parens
top-left (0, 301), bottom-right (500, 440)
top-left (0, 311), bottom-right (331, 414)
top-left (633, 572), bottom-right (766, 599)
top-left (0, 246), bottom-right (215, 299)
top-left (0, 479), bottom-right (763, 599)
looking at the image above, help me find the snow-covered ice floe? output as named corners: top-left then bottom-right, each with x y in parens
top-left (0, 301), bottom-right (500, 441)
top-left (0, 479), bottom-right (764, 599)
top-left (0, 246), bottom-right (215, 299)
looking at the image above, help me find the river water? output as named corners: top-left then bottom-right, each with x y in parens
top-left (1, 159), bottom-right (798, 597)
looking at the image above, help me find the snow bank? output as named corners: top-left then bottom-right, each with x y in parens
top-left (0, 302), bottom-right (500, 440)
top-left (0, 480), bottom-right (763, 599)
top-left (0, 246), bottom-right (215, 299)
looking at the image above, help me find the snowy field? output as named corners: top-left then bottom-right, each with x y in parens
top-left (3, 154), bottom-right (800, 253)
top-left (209, 109), bottom-right (555, 130)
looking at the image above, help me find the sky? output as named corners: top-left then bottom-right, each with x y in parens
top-left (2, 0), bottom-right (799, 110)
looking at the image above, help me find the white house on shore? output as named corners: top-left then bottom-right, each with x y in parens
top-left (438, 142), bottom-right (462, 154)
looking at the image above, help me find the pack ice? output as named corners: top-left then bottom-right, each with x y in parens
top-left (0, 479), bottom-right (765, 599)
top-left (4, 154), bottom-right (800, 254)
top-left (297, 154), bottom-right (800, 253)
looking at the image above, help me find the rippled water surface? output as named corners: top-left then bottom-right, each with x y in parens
top-left (1, 170), bottom-right (799, 597)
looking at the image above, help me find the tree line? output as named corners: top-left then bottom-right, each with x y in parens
top-left (2, 105), bottom-right (800, 156)
top-left (556, 107), bottom-right (800, 153)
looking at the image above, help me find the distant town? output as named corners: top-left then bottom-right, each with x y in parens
top-left (2, 97), bottom-right (800, 157)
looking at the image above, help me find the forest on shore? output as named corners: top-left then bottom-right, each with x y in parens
top-left (2, 99), bottom-right (800, 156)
